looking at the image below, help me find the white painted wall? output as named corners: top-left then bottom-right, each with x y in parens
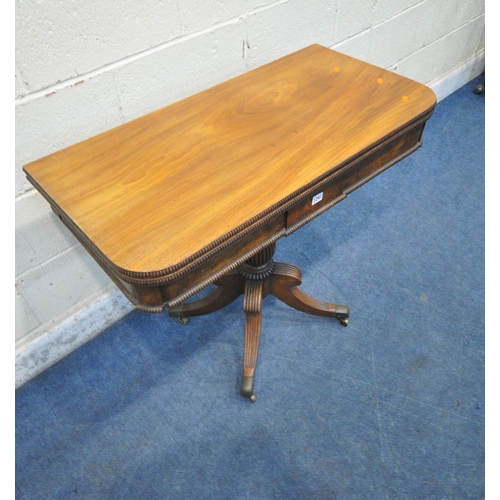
top-left (15, 0), bottom-right (485, 386)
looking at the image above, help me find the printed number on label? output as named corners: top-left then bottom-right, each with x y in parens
top-left (312, 192), bottom-right (323, 206)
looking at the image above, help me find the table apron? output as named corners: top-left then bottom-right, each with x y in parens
top-left (45, 118), bottom-right (427, 313)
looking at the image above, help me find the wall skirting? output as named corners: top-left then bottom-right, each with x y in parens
top-left (429, 49), bottom-right (485, 102)
top-left (15, 289), bottom-right (134, 388)
top-left (15, 49), bottom-right (485, 389)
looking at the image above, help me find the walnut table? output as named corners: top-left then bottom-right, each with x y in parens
top-left (24, 44), bottom-right (436, 402)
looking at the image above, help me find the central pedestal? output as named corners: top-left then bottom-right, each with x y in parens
top-left (169, 242), bottom-right (349, 402)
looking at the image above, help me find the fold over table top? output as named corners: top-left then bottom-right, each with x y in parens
top-left (24, 44), bottom-right (436, 277)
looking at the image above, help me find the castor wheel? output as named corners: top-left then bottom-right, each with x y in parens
top-left (473, 84), bottom-right (484, 94)
top-left (176, 315), bottom-right (190, 325)
top-left (339, 318), bottom-right (349, 327)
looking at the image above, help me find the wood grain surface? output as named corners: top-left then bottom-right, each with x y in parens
top-left (24, 44), bottom-right (436, 276)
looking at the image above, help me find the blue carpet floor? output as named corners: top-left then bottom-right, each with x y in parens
top-left (16, 76), bottom-right (485, 499)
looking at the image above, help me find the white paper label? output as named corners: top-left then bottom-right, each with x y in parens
top-left (312, 192), bottom-right (324, 205)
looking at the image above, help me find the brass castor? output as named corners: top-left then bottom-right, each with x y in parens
top-left (241, 376), bottom-right (257, 402)
top-left (176, 315), bottom-right (189, 325)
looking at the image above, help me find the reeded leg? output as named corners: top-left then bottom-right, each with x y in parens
top-left (241, 280), bottom-right (264, 402)
top-left (169, 271), bottom-right (244, 323)
top-left (270, 262), bottom-right (349, 324)
top-left (169, 241), bottom-right (350, 402)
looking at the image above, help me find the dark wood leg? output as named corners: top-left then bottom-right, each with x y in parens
top-left (241, 280), bottom-right (264, 402)
top-left (169, 242), bottom-right (349, 402)
top-left (270, 262), bottom-right (349, 324)
top-left (169, 271), bottom-right (244, 322)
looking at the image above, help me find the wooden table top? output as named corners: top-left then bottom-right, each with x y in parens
top-left (24, 44), bottom-right (436, 277)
